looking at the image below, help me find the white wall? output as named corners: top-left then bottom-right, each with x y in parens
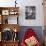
top-left (0, 0), bottom-right (44, 26)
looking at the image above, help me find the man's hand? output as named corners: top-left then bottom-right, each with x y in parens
top-left (25, 36), bottom-right (38, 46)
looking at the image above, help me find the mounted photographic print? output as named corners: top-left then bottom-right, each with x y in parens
top-left (2, 10), bottom-right (9, 15)
top-left (25, 6), bottom-right (36, 19)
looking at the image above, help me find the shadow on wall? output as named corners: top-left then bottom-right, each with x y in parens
top-left (18, 26), bottom-right (44, 44)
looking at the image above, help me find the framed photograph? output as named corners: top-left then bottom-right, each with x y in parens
top-left (2, 16), bottom-right (8, 24)
top-left (8, 16), bottom-right (18, 24)
top-left (25, 6), bottom-right (36, 19)
top-left (2, 10), bottom-right (9, 15)
top-left (1, 28), bottom-right (13, 41)
top-left (2, 16), bottom-right (18, 24)
top-left (9, 10), bottom-right (18, 15)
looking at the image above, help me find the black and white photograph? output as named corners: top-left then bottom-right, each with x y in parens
top-left (25, 6), bottom-right (36, 19)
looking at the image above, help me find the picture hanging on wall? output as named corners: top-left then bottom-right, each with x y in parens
top-left (25, 6), bottom-right (36, 19)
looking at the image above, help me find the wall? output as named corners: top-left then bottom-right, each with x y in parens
top-left (18, 0), bottom-right (44, 26)
top-left (0, 0), bottom-right (44, 26)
